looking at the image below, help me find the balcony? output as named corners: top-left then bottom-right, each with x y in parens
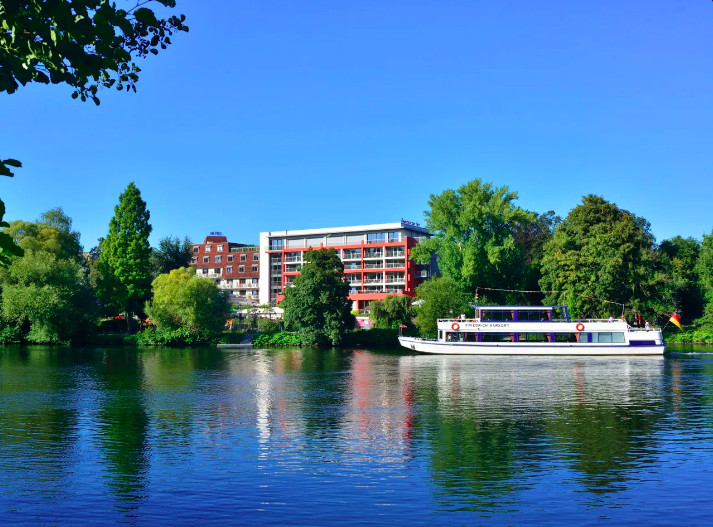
top-left (363, 250), bottom-right (383, 259)
top-left (364, 262), bottom-right (384, 269)
top-left (386, 250), bottom-right (405, 258)
top-left (284, 255), bottom-right (302, 263)
top-left (385, 261), bottom-right (404, 268)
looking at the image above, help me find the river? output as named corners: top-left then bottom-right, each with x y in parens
top-left (1, 345), bottom-right (712, 525)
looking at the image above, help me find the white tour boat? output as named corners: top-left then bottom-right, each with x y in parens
top-left (398, 305), bottom-right (664, 356)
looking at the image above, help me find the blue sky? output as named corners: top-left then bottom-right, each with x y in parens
top-left (2, 1), bottom-right (711, 250)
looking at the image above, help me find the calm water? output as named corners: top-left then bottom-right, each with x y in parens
top-left (1, 345), bottom-right (713, 525)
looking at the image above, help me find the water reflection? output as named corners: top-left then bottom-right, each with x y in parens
top-left (2, 346), bottom-right (713, 524)
top-left (399, 355), bottom-right (666, 508)
top-left (93, 349), bottom-right (150, 506)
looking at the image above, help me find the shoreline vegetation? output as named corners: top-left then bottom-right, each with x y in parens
top-left (1, 181), bottom-right (713, 349)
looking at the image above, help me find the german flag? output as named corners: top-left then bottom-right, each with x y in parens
top-left (669, 313), bottom-right (683, 331)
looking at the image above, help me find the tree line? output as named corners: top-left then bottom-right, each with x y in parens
top-left (0, 183), bottom-right (228, 345)
top-left (390, 179), bottom-right (713, 341)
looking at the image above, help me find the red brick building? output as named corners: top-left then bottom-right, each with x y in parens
top-left (190, 233), bottom-right (260, 306)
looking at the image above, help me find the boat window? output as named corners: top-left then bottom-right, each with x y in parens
top-left (518, 333), bottom-right (549, 342)
top-left (554, 333), bottom-right (578, 343)
top-left (590, 332), bottom-right (625, 343)
top-left (597, 332), bottom-right (613, 343)
top-left (481, 310), bottom-right (514, 321)
top-left (481, 333), bottom-right (513, 342)
top-left (517, 310), bottom-right (552, 322)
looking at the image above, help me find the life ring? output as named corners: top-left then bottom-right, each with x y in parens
top-left (451, 322), bottom-right (460, 331)
top-left (575, 323), bottom-right (585, 332)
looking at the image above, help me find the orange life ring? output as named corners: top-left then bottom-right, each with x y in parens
top-left (575, 323), bottom-right (585, 332)
top-left (451, 322), bottom-right (460, 331)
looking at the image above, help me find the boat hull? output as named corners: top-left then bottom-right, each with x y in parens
top-left (398, 336), bottom-right (665, 356)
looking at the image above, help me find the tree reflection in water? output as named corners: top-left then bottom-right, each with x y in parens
top-left (399, 355), bottom-right (666, 509)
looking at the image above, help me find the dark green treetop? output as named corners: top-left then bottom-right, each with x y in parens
top-left (696, 230), bottom-right (713, 324)
top-left (281, 248), bottom-right (353, 347)
top-left (97, 182), bottom-right (152, 325)
top-left (410, 179), bottom-right (536, 299)
top-left (150, 235), bottom-right (192, 279)
top-left (539, 195), bottom-right (660, 319)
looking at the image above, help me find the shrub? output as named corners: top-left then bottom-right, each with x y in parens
top-left (136, 326), bottom-right (213, 347)
top-left (253, 331), bottom-right (302, 347)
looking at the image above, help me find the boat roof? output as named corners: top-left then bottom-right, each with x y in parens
top-left (476, 305), bottom-right (567, 310)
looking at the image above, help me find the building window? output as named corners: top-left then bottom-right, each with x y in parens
top-left (239, 265), bottom-right (245, 273)
top-left (214, 268), bottom-right (221, 274)
top-left (193, 246), bottom-right (199, 253)
top-left (217, 244), bottom-right (224, 252)
top-left (215, 255), bottom-right (222, 263)
top-left (205, 245), bottom-right (211, 253)
top-left (226, 266), bottom-right (232, 273)
top-left (387, 231), bottom-right (401, 243)
top-left (270, 239), bottom-right (283, 250)
top-left (253, 254), bottom-right (259, 261)
top-left (202, 256), bottom-right (209, 264)
top-left (240, 254), bottom-right (247, 261)
top-left (202, 268), bottom-right (208, 275)
top-left (251, 265), bottom-right (258, 272)
top-left (252, 290), bottom-right (258, 296)
top-left (227, 255), bottom-right (233, 262)
top-left (191, 257), bottom-right (197, 264)
top-left (367, 232), bottom-right (385, 244)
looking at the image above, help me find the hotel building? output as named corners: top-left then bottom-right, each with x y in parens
top-left (190, 233), bottom-right (260, 306)
top-left (258, 221), bottom-right (433, 310)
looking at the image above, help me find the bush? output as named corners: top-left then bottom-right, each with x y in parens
top-left (0, 324), bottom-right (21, 344)
top-left (665, 325), bottom-right (713, 344)
top-left (253, 331), bottom-right (302, 347)
top-left (136, 326), bottom-right (213, 347)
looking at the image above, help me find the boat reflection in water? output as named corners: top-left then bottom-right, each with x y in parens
top-left (396, 354), bottom-right (667, 511)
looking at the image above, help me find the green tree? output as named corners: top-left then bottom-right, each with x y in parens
top-left (145, 267), bottom-right (230, 338)
top-left (5, 207), bottom-right (82, 260)
top-left (97, 182), bottom-right (152, 329)
top-left (658, 236), bottom-right (704, 324)
top-left (413, 276), bottom-right (472, 338)
top-left (281, 249), bottom-right (353, 346)
top-left (0, 1), bottom-right (187, 266)
top-left (0, 0), bottom-right (188, 102)
top-left (0, 199), bottom-right (24, 267)
top-left (697, 230), bottom-right (713, 325)
top-left (410, 179), bottom-right (536, 299)
top-left (150, 235), bottom-right (192, 279)
top-left (0, 250), bottom-right (97, 343)
top-left (369, 295), bottom-right (413, 329)
top-left (539, 195), bottom-right (660, 319)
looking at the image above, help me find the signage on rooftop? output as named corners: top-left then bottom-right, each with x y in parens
top-left (210, 231), bottom-right (223, 236)
top-left (401, 219), bottom-right (420, 227)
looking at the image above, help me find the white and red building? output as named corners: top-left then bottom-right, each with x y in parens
top-left (258, 221), bottom-right (432, 310)
top-left (190, 233), bottom-right (260, 306)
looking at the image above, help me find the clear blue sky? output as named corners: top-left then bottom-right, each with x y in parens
top-left (2, 1), bottom-right (711, 250)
